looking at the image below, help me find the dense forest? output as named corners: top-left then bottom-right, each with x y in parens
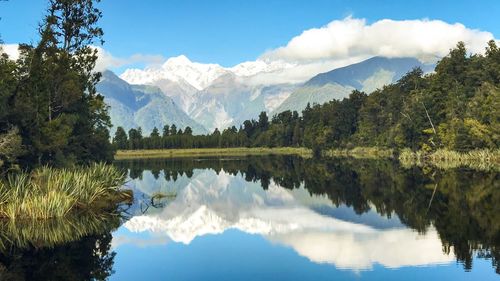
top-left (114, 41), bottom-right (499, 154)
top-left (0, 0), bottom-right (114, 173)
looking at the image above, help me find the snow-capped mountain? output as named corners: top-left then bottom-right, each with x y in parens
top-left (111, 55), bottom-right (434, 133)
top-left (121, 55), bottom-right (230, 91)
top-left (119, 56), bottom-right (297, 132)
top-left (120, 55), bottom-right (294, 90)
top-left (96, 71), bottom-right (207, 135)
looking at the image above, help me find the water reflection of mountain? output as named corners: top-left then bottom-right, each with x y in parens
top-left (115, 156), bottom-right (500, 273)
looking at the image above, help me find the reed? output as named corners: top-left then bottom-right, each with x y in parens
top-left (0, 163), bottom-right (129, 219)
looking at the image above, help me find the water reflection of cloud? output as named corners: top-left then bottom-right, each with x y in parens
top-left (120, 170), bottom-right (454, 270)
top-left (268, 229), bottom-right (452, 270)
top-left (112, 233), bottom-right (170, 249)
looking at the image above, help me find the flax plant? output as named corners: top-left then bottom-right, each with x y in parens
top-left (0, 164), bottom-right (129, 219)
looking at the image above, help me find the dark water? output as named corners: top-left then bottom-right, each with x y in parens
top-left (0, 156), bottom-right (499, 280)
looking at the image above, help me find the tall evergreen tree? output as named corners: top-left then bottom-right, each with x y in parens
top-left (112, 127), bottom-right (128, 150)
top-left (8, 0), bottom-right (112, 166)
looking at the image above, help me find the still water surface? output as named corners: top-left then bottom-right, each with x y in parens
top-left (0, 156), bottom-right (498, 280)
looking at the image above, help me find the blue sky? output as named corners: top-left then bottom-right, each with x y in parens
top-left (1, 0), bottom-right (499, 67)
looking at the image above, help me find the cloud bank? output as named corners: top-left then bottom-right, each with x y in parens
top-left (263, 17), bottom-right (495, 64)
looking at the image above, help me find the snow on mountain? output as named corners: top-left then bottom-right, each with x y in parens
top-left (229, 59), bottom-right (295, 77)
top-left (118, 56), bottom-right (297, 132)
top-left (120, 55), bottom-right (294, 91)
top-left (120, 55), bottom-right (230, 90)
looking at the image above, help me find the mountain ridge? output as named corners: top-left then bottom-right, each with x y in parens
top-left (273, 56), bottom-right (434, 114)
top-left (97, 71), bottom-right (208, 135)
top-left (101, 56), bottom-right (435, 133)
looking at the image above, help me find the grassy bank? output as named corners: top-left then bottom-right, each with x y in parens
top-left (0, 163), bottom-right (130, 219)
top-left (399, 148), bottom-right (500, 170)
top-left (115, 147), bottom-right (313, 160)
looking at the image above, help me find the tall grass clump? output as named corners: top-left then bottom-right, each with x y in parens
top-left (0, 163), bottom-right (129, 219)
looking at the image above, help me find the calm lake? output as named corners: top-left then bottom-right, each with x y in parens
top-left (0, 156), bottom-right (498, 280)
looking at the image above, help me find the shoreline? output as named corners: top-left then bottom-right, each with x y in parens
top-left (115, 147), bottom-right (500, 171)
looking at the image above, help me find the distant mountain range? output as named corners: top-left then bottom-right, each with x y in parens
top-left (96, 71), bottom-right (207, 135)
top-left (98, 56), bottom-right (434, 135)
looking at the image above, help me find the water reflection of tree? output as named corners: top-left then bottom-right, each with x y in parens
top-left (0, 213), bottom-right (121, 280)
top-left (116, 156), bottom-right (500, 274)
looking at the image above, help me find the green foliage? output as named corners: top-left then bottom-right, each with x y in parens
top-left (0, 163), bottom-right (128, 219)
top-left (0, 0), bottom-right (113, 170)
top-left (112, 126), bottom-right (128, 150)
top-left (0, 127), bottom-right (23, 171)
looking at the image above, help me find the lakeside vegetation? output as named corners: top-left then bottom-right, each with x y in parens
top-left (0, 163), bottom-right (129, 219)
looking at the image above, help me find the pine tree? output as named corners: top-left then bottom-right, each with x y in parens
top-left (9, 0), bottom-right (112, 166)
top-left (170, 124), bottom-right (177, 136)
top-left (184, 126), bottom-right (193, 136)
top-left (112, 127), bottom-right (128, 150)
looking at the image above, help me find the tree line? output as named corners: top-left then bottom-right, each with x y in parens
top-left (114, 41), bottom-right (499, 153)
top-left (0, 0), bottom-right (113, 172)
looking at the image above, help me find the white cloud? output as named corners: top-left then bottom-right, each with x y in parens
top-left (0, 44), bottom-right (165, 72)
top-left (247, 56), bottom-right (368, 85)
top-left (263, 17), bottom-right (495, 64)
top-left (94, 46), bottom-right (165, 72)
